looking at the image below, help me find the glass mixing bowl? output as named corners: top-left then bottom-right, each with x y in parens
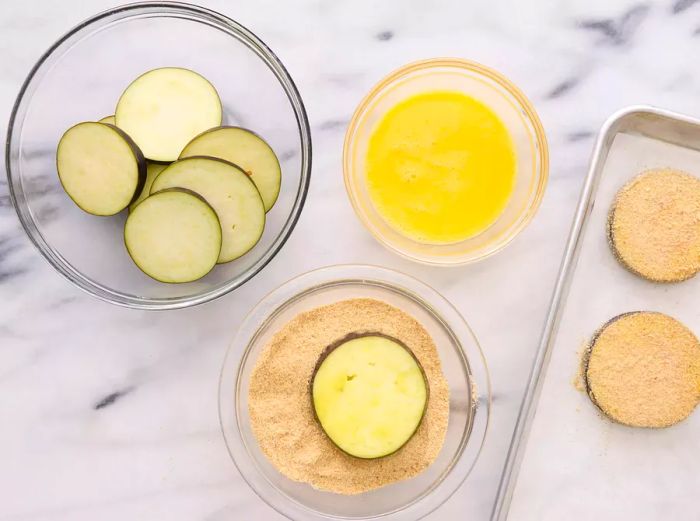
top-left (343, 58), bottom-right (548, 265)
top-left (5, 2), bottom-right (311, 309)
top-left (219, 265), bottom-right (490, 520)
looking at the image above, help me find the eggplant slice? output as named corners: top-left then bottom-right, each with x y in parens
top-left (311, 332), bottom-right (428, 459)
top-left (115, 67), bottom-right (222, 162)
top-left (150, 156), bottom-right (265, 263)
top-left (129, 162), bottom-right (168, 212)
top-left (180, 126), bottom-right (281, 211)
top-left (56, 121), bottom-right (146, 216)
top-left (124, 188), bottom-right (221, 283)
top-left (585, 311), bottom-right (700, 428)
top-left (98, 115), bottom-right (116, 125)
top-left (608, 168), bottom-right (700, 282)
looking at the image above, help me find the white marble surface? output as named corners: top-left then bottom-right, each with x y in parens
top-left (1, 0), bottom-right (699, 520)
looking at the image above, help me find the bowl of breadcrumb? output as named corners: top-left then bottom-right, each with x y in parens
top-left (218, 264), bottom-right (490, 521)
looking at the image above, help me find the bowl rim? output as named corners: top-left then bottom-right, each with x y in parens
top-left (342, 57), bottom-right (549, 266)
top-left (218, 263), bottom-right (492, 521)
top-left (5, 1), bottom-right (312, 310)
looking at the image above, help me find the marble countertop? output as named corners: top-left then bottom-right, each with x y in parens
top-left (2, 0), bottom-right (699, 520)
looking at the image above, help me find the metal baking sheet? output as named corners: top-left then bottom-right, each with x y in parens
top-left (491, 106), bottom-right (700, 521)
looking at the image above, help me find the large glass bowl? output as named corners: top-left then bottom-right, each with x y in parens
top-left (5, 2), bottom-right (311, 309)
top-left (343, 58), bottom-right (548, 265)
top-left (219, 265), bottom-right (491, 520)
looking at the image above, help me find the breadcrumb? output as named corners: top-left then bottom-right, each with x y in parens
top-left (248, 298), bottom-right (450, 494)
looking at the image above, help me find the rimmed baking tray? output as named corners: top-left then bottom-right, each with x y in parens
top-left (491, 106), bottom-right (700, 520)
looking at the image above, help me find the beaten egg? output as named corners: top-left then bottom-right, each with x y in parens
top-left (366, 91), bottom-right (516, 244)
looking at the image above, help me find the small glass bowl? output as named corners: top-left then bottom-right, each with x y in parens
top-left (219, 264), bottom-right (490, 521)
top-left (5, 3), bottom-right (311, 309)
top-left (343, 58), bottom-right (548, 265)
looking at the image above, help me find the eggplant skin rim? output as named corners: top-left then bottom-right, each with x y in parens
top-left (56, 121), bottom-right (147, 216)
top-left (102, 123), bottom-right (148, 207)
top-left (152, 154), bottom-right (259, 192)
top-left (309, 331), bottom-right (430, 460)
top-left (180, 125), bottom-right (281, 172)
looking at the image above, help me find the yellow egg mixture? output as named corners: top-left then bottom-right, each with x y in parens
top-left (366, 91), bottom-right (516, 244)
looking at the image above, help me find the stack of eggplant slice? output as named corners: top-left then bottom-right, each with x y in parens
top-left (56, 67), bottom-right (281, 283)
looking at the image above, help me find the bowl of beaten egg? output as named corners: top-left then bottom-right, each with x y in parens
top-left (343, 58), bottom-right (548, 265)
